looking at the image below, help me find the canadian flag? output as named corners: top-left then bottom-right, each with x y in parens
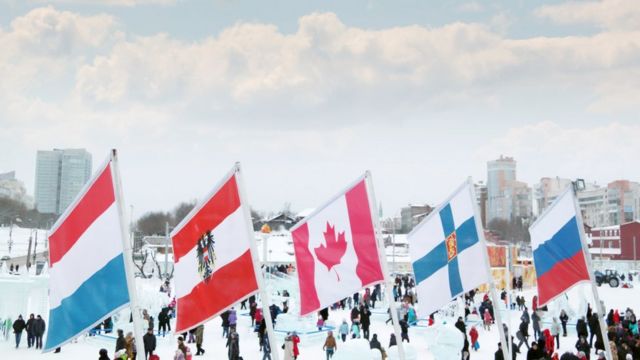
top-left (292, 175), bottom-right (384, 316)
top-left (171, 167), bottom-right (258, 332)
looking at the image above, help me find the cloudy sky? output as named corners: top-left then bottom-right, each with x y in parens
top-left (1, 0), bottom-right (639, 218)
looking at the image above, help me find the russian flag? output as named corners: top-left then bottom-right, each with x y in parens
top-left (529, 187), bottom-right (590, 306)
top-left (44, 159), bottom-right (129, 351)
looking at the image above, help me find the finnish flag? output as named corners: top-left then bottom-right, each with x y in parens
top-left (408, 179), bottom-right (490, 317)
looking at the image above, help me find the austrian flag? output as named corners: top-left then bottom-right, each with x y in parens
top-left (292, 175), bottom-right (384, 316)
top-left (171, 167), bottom-right (258, 332)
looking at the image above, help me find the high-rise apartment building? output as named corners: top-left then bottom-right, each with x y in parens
top-left (578, 180), bottom-right (640, 227)
top-left (487, 156), bottom-right (532, 223)
top-left (534, 177), bottom-right (573, 215)
top-left (35, 149), bottom-right (92, 214)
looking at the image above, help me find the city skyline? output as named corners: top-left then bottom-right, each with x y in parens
top-left (0, 0), bottom-right (639, 217)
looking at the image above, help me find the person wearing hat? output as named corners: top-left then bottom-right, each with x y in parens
top-left (99, 348), bottom-right (111, 360)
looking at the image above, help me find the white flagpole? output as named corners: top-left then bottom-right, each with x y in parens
top-left (110, 149), bottom-right (146, 358)
top-left (365, 171), bottom-right (407, 360)
top-left (469, 178), bottom-right (508, 359)
top-left (570, 185), bottom-right (614, 360)
top-left (235, 162), bottom-right (281, 360)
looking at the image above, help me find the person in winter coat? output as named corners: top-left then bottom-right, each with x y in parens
top-left (283, 334), bottom-right (295, 360)
top-left (527, 341), bottom-right (545, 360)
top-left (291, 331), bottom-right (300, 359)
top-left (370, 333), bottom-right (382, 352)
top-left (174, 336), bottom-right (191, 360)
top-left (158, 308), bottom-right (170, 337)
top-left (221, 310), bottom-right (230, 338)
top-left (339, 320), bottom-right (349, 342)
top-left (576, 317), bottom-right (589, 339)
top-left (143, 328), bottom-right (156, 359)
top-left (543, 329), bottom-right (554, 355)
top-left (33, 315), bottom-right (46, 350)
top-left (455, 317), bottom-right (467, 334)
top-left (124, 332), bottom-right (135, 360)
top-left (517, 319), bottom-right (530, 351)
top-left (495, 342), bottom-right (505, 360)
top-left (360, 305), bottom-right (372, 340)
top-left (115, 329), bottom-right (126, 353)
top-left (228, 308), bottom-right (238, 332)
top-left (195, 324), bottom-right (205, 355)
top-left (521, 308), bottom-right (531, 325)
top-left (13, 315), bottom-right (26, 348)
top-left (588, 313), bottom-right (600, 347)
top-left (484, 309), bottom-right (493, 331)
top-left (351, 321), bottom-right (361, 339)
top-left (532, 311), bottom-right (542, 339)
top-left (260, 333), bottom-right (271, 360)
top-left (399, 319), bottom-right (410, 343)
top-left (323, 331), bottom-right (337, 359)
top-left (613, 310), bottom-right (620, 325)
top-left (560, 310), bottom-right (569, 337)
top-left (389, 333), bottom-right (397, 348)
top-left (551, 318), bottom-right (561, 349)
top-left (26, 314), bottom-right (35, 348)
top-left (226, 330), bottom-right (240, 360)
top-left (99, 348), bottom-right (111, 360)
top-left (575, 336), bottom-right (591, 360)
top-left (470, 326), bottom-right (479, 351)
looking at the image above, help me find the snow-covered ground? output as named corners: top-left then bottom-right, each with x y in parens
top-left (1, 269), bottom-right (639, 360)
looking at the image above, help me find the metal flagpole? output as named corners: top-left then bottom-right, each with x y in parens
top-left (111, 149), bottom-right (146, 358)
top-left (235, 162), bottom-right (281, 360)
top-left (505, 244), bottom-right (512, 360)
top-left (570, 184), bottom-right (614, 360)
top-left (365, 171), bottom-right (407, 360)
top-left (469, 178), bottom-right (508, 359)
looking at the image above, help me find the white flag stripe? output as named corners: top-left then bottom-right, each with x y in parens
top-left (530, 189), bottom-right (575, 249)
top-left (305, 194), bottom-right (362, 308)
top-left (415, 267), bottom-right (452, 317)
top-left (449, 187), bottom-right (475, 230)
top-left (174, 205), bottom-right (251, 299)
top-left (49, 204), bottom-right (122, 309)
top-left (407, 214), bottom-right (443, 261)
top-left (457, 243), bottom-right (487, 291)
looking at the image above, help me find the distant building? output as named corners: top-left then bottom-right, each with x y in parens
top-left (474, 182), bottom-right (488, 227)
top-left (534, 177), bottom-right (573, 215)
top-left (587, 221), bottom-right (640, 261)
top-left (400, 204), bottom-right (433, 233)
top-left (0, 171), bottom-right (33, 208)
top-left (34, 149), bottom-right (92, 214)
top-left (578, 180), bottom-right (640, 227)
top-left (486, 156), bottom-right (532, 223)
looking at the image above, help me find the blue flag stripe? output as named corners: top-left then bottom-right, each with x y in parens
top-left (413, 242), bottom-right (448, 284)
top-left (439, 204), bottom-right (456, 236)
top-left (455, 217), bottom-right (479, 253)
top-left (44, 254), bottom-right (129, 351)
top-left (532, 216), bottom-right (583, 277)
top-left (447, 257), bottom-right (464, 296)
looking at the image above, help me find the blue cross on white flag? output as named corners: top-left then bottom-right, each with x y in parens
top-left (408, 179), bottom-right (490, 317)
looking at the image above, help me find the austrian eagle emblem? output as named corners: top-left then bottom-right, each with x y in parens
top-left (196, 230), bottom-right (216, 282)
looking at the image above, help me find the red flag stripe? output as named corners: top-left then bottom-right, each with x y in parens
top-left (292, 223), bottom-right (321, 316)
top-left (346, 180), bottom-right (384, 286)
top-left (537, 251), bottom-right (590, 306)
top-left (49, 163), bottom-right (115, 266)
top-left (172, 175), bottom-right (241, 262)
top-left (175, 249), bottom-right (257, 332)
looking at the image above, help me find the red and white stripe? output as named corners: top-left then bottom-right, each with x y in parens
top-left (171, 171), bottom-right (258, 332)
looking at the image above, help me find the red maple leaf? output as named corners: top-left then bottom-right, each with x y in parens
top-left (314, 222), bottom-right (347, 280)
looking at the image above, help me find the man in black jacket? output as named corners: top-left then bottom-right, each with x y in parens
top-left (115, 329), bottom-right (126, 353)
top-left (33, 315), bottom-right (46, 349)
top-left (13, 315), bottom-right (26, 348)
top-left (26, 314), bottom-right (35, 348)
top-left (143, 328), bottom-right (156, 359)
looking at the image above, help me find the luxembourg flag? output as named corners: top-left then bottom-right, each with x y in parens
top-left (45, 156), bottom-right (130, 351)
top-left (291, 174), bottom-right (384, 316)
top-left (171, 165), bottom-right (258, 332)
top-left (529, 187), bottom-right (590, 306)
top-left (409, 179), bottom-right (490, 317)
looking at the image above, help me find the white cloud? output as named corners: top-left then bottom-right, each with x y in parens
top-left (535, 0), bottom-right (640, 31)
